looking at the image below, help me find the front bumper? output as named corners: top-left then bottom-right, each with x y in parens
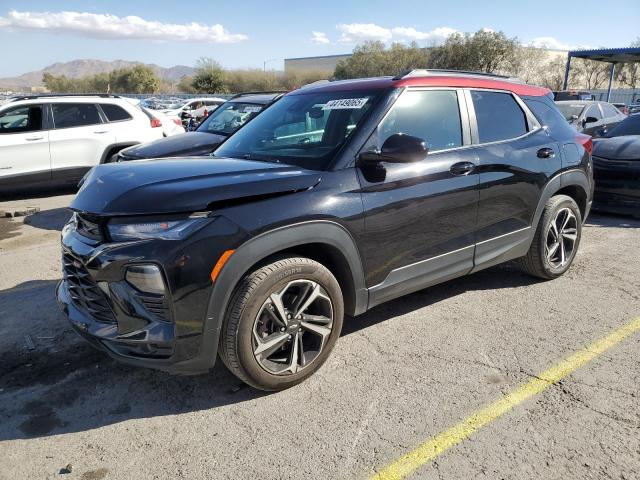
top-left (56, 215), bottom-right (245, 374)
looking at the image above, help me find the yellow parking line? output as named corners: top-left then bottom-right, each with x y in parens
top-left (372, 316), bottom-right (640, 480)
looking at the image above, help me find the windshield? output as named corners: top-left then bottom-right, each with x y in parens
top-left (605, 115), bottom-right (640, 137)
top-left (197, 102), bottom-right (264, 136)
top-left (214, 90), bottom-right (381, 170)
top-left (556, 103), bottom-right (585, 121)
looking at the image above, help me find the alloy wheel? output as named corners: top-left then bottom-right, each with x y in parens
top-left (545, 207), bottom-right (578, 268)
top-left (252, 279), bottom-right (333, 375)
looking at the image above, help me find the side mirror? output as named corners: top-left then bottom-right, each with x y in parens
top-left (359, 133), bottom-right (428, 164)
top-left (584, 116), bottom-right (599, 124)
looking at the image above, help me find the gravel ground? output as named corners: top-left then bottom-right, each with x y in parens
top-left (0, 193), bottom-right (638, 480)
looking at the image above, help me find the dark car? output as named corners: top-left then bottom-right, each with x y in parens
top-left (591, 114), bottom-right (640, 216)
top-left (555, 100), bottom-right (626, 137)
top-left (117, 92), bottom-right (283, 161)
top-left (554, 90), bottom-right (593, 101)
top-left (629, 104), bottom-right (640, 115)
top-left (58, 70), bottom-right (593, 391)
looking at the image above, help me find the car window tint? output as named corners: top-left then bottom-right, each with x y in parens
top-left (100, 103), bottom-right (132, 122)
top-left (601, 103), bottom-right (619, 118)
top-left (584, 104), bottom-right (602, 120)
top-left (377, 90), bottom-right (462, 152)
top-left (471, 90), bottom-right (527, 143)
top-left (199, 102), bottom-right (264, 135)
top-left (0, 105), bottom-right (43, 133)
top-left (52, 103), bottom-right (102, 128)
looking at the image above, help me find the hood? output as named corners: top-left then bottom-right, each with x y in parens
top-left (120, 132), bottom-right (226, 160)
top-left (72, 157), bottom-right (322, 216)
top-left (592, 135), bottom-right (640, 161)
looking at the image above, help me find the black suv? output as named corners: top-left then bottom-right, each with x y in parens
top-left (117, 92), bottom-right (284, 161)
top-left (58, 70), bottom-right (593, 391)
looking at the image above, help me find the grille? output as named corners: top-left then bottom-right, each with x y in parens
top-left (75, 213), bottom-right (103, 241)
top-left (62, 251), bottom-right (115, 323)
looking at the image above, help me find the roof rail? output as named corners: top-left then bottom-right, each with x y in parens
top-left (392, 69), bottom-right (515, 81)
top-left (8, 93), bottom-right (121, 102)
top-left (228, 91), bottom-right (288, 100)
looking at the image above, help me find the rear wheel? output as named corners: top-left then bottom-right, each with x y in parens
top-left (517, 195), bottom-right (582, 279)
top-left (219, 257), bottom-right (344, 391)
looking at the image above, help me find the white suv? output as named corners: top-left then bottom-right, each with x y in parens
top-left (0, 95), bottom-right (163, 193)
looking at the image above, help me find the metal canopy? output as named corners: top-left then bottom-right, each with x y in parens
top-left (562, 47), bottom-right (640, 101)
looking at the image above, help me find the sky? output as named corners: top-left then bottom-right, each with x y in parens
top-left (0, 0), bottom-right (638, 77)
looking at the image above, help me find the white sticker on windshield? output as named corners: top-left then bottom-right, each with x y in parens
top-left (322, 98), bottom-right (369, 110)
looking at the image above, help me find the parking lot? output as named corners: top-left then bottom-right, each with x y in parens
top-left (0, 193), bottom-right (638, 480)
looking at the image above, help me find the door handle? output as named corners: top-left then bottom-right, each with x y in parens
top-left (537, 148), bottom-right (555, 159)
top-left (25, 136), bottom-right (44, 141)
top-left (449, 161), bottom-right (475, 176)
top-left (93, 130), bottom-right (109, 134)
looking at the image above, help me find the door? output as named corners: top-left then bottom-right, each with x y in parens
top-left (357, 88), bottom-right (479, 306)
top-left (0, 103), bottom-right (50, 189)
top-left (599, 102), bottom-right (624, 135)
top-left (468, 89), bottom-right (561, 270)
top-left (49, 103), bottom-right (116, 183)
top-left (581, 104), bottom-right (604, 136)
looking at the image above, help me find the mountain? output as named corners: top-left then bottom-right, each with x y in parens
top-left (0, 59), bottom-right (196, 89)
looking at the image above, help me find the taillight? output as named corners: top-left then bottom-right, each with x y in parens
top-left (172, 119), bottom-right (182, 126)
top-left (150, 118), bottom-right (162, 128)
top-left (575, 133), bottom-right (592, 155)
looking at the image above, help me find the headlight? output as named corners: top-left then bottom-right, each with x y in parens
top-left (107, 214), bottom-right (210, 241)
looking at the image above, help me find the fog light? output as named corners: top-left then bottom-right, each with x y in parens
top-left (125, 265), bottom-right (166, 295)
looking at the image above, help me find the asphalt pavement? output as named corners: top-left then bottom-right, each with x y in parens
top-left (0, 193), bottom-right (638, 480)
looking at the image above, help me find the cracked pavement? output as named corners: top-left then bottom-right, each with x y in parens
top-left (0, 194), bottom-right (639, 479)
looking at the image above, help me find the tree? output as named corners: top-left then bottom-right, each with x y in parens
top-left (108, 65), bottom-right (159, 93)
top-left (428, 30), bottom-right (518, 73)
top-left (192, 57), bottom-right (226, 93)
top-left (334, 41), bottom-right (427, 79)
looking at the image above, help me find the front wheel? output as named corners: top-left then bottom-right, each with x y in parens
top-left (219, 257), bottom-right (344, 391)
top-left (517, 194), bottom-right (582, 279)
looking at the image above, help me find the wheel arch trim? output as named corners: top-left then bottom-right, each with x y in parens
top-left (199, 220), bottom-right (368, 369)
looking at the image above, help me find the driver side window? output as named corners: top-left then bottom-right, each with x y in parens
top-left (374, 90), bottom-right (462, 153)
top-left (585, 105), bottom-right (602, 120)
top-left (0, 105), bottom-right (44, 134)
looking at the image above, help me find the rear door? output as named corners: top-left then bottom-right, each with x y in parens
top-left (49, 102), bottom-right (116, 182)
top-left (468, 89), bottom-right (560, 270)
top-left (0, 103), bottom-right (51, 188)
top-left (357, 88), bottom-right (480, 305)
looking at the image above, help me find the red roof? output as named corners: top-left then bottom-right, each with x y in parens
top-left (294, 74), bottom-right (550, 97)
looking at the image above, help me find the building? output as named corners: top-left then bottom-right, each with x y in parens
top-left (285, 47), bottom-right (568, 75)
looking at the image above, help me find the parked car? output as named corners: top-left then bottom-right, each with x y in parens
top-left (160, 97), bottom-right (226, 127)
top-left (58, 70), bottom-right (593, 391)
top-left (122, 98), bottom-right (184, 137)
top-left (0, 94), bottom-right (163, 193)
top-left (628, 104), bottom-right (640, 115)
top-left (591, 114), bottom-right (640, 217)
top-left (612, 102), bottom-right (629, 115)
top-left (555, 100), bottom-right (626, 137)
top-left (554, 90), bottom-right (594, 101)
top-left (117, 92), bottom-right (283, 161)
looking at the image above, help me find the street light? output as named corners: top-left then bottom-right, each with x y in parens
top-left (263, 58), bottom-right (279, 72)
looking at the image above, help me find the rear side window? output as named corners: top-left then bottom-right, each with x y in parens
top-left (52, 103), bottom-right (102, 128)
top-left (100, 103), bottom-right (132, 122)
top-left (601, 103), bottom-right (619, 118)
top-left (524, 99), bottom-right (576, 138)
top-left (0, 105), bottom-right (43, 133)
top-left (377, 89), bottom-right (462, 152)
top-left (471, 91), bottom-right (528, 143)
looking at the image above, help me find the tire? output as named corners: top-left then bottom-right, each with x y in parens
top-left (219, 257), bottom-right (344, 391)
top-left (517, 194), bottom-right (582, 279)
